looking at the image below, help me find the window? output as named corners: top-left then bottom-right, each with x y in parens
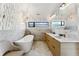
top-left (35, 22), bottom-right (49, 27)
top-left (28, 22), bottom-right (49, 28)
top-left (51, 21), bottom-right (65, 28)
top-left (28, 22), bottom-right (35, 27)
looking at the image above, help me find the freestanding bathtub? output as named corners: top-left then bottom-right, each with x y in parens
top-left (13, 35), bottom-right (34, 53)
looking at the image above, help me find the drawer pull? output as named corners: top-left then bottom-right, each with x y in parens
top-left (53, 46), bottom-right (55, 49)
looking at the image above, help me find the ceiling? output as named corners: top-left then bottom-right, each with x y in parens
top-left (20, 3), bottom-right (62, 20)
top-left (58, 4), bottom-right (78, 19)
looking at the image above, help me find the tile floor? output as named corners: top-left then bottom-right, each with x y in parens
top-left (25, 41), bottom-right (53, 56)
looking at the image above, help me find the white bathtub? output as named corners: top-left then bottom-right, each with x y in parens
top-left (14, 35), bottom-right (34, 53)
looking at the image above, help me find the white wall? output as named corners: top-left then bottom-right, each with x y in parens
top-left (0, 4), bottom-right (25, 42)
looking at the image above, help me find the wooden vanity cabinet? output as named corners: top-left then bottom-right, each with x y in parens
top-left (44, 33), bottom-right (79, 56)
top-left (45, 33), bottom-right (60, 56)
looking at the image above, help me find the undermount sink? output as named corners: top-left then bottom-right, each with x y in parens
top-left (53, 33), bottom-right (65, 37)
top-left (55, 36), bottom-right (65, 39)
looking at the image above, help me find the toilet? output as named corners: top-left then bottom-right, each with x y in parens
top-left (13, 35), bottom-right (34, 53)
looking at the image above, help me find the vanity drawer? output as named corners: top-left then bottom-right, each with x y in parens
top-left (49, 42), bottom-right (60, 56)
top-left (53, 44), bottom-right (60, 56)
top-left (46, 34), bottom-right (60, 46)
top-left (51, 37), bottom-right (60, 46)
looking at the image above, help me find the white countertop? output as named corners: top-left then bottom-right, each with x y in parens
top-left (46, 33), bottom-right (79, 43)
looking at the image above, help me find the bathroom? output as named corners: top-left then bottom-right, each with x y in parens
top-left (0, 3), bottom-right (79, 56)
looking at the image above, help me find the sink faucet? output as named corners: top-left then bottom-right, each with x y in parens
top-left (59, 34), bottom-right (66, 37)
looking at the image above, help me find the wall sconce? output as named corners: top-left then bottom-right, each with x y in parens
top-left (48, 14), bottom-right (56, 20)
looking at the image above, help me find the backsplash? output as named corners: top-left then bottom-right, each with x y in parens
top-left (64, 25), bottom-right (78, 31)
